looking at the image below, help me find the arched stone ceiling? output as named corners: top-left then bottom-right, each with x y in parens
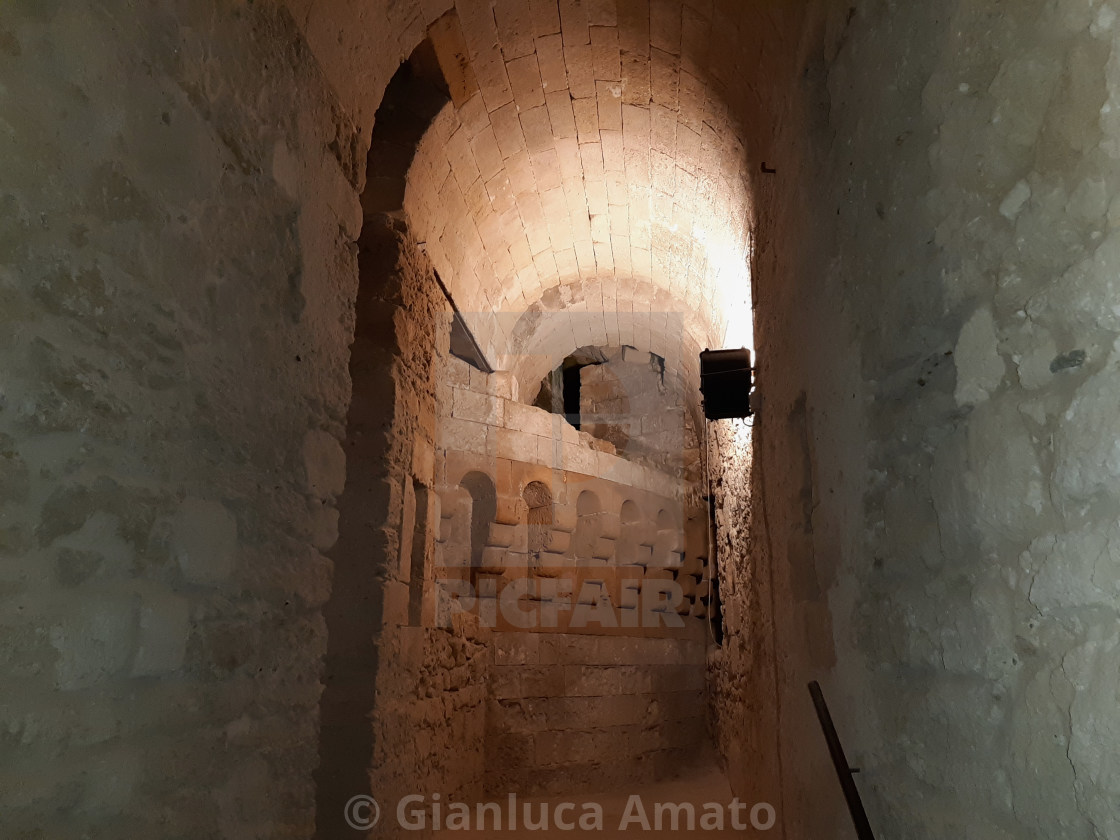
top-left (401, 0), bottom-right (754, 381)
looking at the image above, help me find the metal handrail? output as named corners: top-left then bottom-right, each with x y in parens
top-left (807, 681), bottom-right (877, 840)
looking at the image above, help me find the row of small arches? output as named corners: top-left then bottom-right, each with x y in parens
top-left (457, 472), bottom-right (684, 568)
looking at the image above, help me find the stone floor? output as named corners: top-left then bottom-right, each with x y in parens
top-left (430, 762), bottom-right (772, 838)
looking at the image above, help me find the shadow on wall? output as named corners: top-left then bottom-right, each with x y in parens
top-left (314, 37), bottom-right (450, 839)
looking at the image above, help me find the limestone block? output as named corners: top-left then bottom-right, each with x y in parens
top-left (543, 529), bottom-right (571, 552)
top-left (617, 567), bottom-right (645, 588)
top-left (504, 550), bottom-right (531, 570)
top-left (302, 429), bottom-right (346, 498)
top-left (496, 427), bottom-right (539, 461)
top-left (575, 579), bottom-right (606, 605)
top-left (680, 553), bottom-right (704, 576)
top-left (452, 387), bottom-right (503, 426)
top-left (560, 421), bottom-right (581, 445)
top-left (506, 400), bottom-right (559, 438)
top-left (171, 498), bottom-right (239, 585)
top-left (563, 441), bottom-right (598, 475)
top-left (564, 665), bottom-right (621, 697)
top-left (479, 546), bottom-right (508, 572)
top-left (487, 521), bottom-right (518, 548)
top-left (442, 416), bottom-right (493, 455)
top-left (536, 433), bottom-right (562, 467)
top-left (494, 494), bottom-right (526, 525)
top-left (633, 544), bottom-right (653, 566)
top-left (552, 504), bottom-right (578, 533)
top-left (490, 666), bottom-right (521, 700)
top-left (383, 580), bottom-right (410, 628)
top-left (591, 511), bottom-right (621, 539)
top-left (494, 633), bottom-right (539, 666)
top-left (412, 438), bottom-right (436, 484)
top-left (591, 535), bottom-right (615, 560)
top-left (521, 665), bottom-right (566, 697)
top-left (532, 551), bottom-right (575, 577)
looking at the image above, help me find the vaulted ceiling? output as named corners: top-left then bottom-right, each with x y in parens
top-left (399, 0), bottom-right (758, 397)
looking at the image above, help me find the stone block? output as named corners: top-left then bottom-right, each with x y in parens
top-left (520, 665), bottom-right (566, 697)
top-left (494, 632), bottom-right (539, 666)
top-left (479, 546), bottom-right (508, 572)
top-left (441, 417), bottom-right (493, 455)
top-left (490, 666), bottom-right (521, 700)
top-left (552, 504), bottom-right (578, 532)
top-left (562, 442), bottom-right (598, 475)
top-left (564, 664), bottom-right (620, 696)
top-left (489, 370), bottom-right (518, 401)
top-left (487, 521), bottom-right (517, 548)
top-left (591, 535), bottom-right (615, 560)
top-left (543, 529), bottom-right (571, 552)
top-left (496, 427), bottom-right (539, 461)
top-left (494, 494), bottom-right (526, 525)
top-left (452, 387), bottom-right (503, 426)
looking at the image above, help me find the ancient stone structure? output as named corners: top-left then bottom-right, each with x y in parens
top-left (5, 2), bottom-right (1120, 839)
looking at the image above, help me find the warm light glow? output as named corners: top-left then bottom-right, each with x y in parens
top-left (694, 225), bottom-right (753, 353)
top-left (722, 293), bottom-right (754, 351)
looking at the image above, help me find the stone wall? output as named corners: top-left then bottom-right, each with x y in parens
top-left (434, 353), bottom-right (715, 793)
top-left (487, 632), bottom-right (709, 795)
top-left (577, 346), bottom-right (696, 478)
top-left (317, 216), bottom-right (493, 837)
top-left (437, 355), bottom-right (690, 502)
top-left (711, 2), bottom-right (1120, 838)
top-left (0, 3), bottom-right (499, 835)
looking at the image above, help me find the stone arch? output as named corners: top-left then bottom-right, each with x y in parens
top-left (315, 39), bottom-right (454, 837)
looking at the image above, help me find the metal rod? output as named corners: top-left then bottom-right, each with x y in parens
top-left (431, 269), bottom-right (493, 373)
top-left (807, 681), bottom-right (876, 840)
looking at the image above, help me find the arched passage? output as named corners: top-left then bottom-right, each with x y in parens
top-left (23, 2), bottom-right (1120, 840)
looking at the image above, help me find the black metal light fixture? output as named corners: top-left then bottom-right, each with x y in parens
top-left (699, 348), bottom-right (753, 420)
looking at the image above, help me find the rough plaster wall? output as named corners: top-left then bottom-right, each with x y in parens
top-left (714, 1), bottom-right (1120, 838)
top-left (705, 422), bottom-right (784, 819)
top-left (0, 3), bottom-right (366, 836)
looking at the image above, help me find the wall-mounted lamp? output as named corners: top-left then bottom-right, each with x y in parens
top-left (699, 348), bottom-right (754, 420)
